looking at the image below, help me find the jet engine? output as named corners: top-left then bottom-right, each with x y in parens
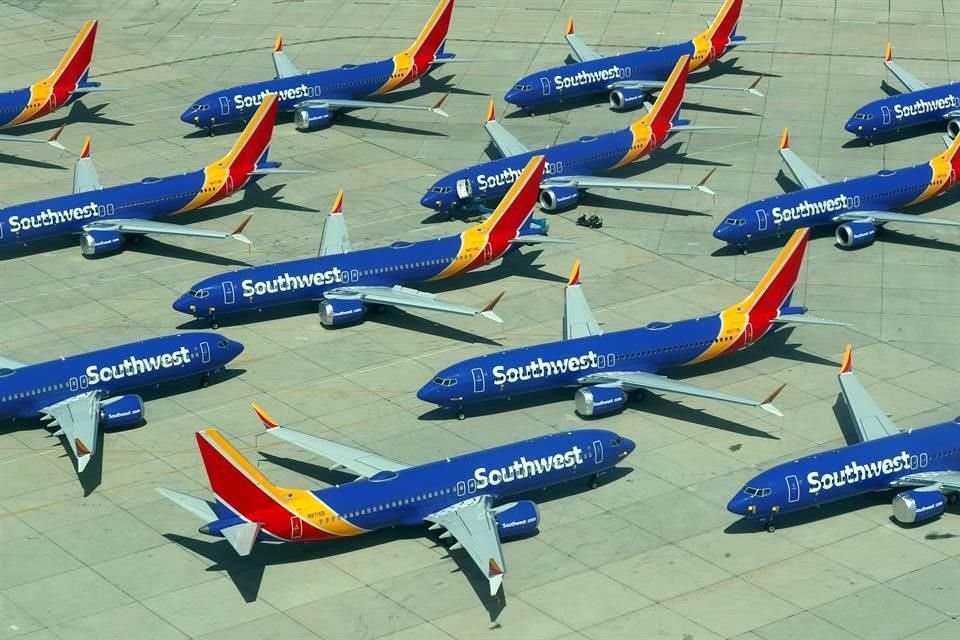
top-left (294, 105), bottom-right (333, 131)
top-left (539, 186), bottom-right (580, 212)
top-left (100, 395), bottom-right (145, 429)
top-left (835, 221), bottom-right (876, 249)
top-left (80, 229), bottom-right (124, 256)
top-left (892, 487), bottom-right (946, 524)
top-left (493, 500), bottom-right (540, 539)
top-left (609, 87), bottom-right (647, 111)
top-left (319, 298), bottom-right (366, 326)
top-left (948, 119), bottom-right (960, 139)
top-left (575, 386), bottom-right (627, 417)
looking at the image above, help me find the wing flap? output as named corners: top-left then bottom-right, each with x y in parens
top-left (837, 345), bottom-right (900, 442)
top-left (296, 94), bottom-right (449, 117)
top-left (319, 190), bottom-right (352, 256)
top-left (86, 217), bottom-right (252, 244)
top-left (563, 260), bottom-right (601, 340)
top-left (73, 137), bottom-right (101, 194)
top-left (545, 170), bottom-right (715, 195)
top-left (893, 470), bottom-right (960, 492)
top-left (835, 210), bottom-right (960, 228)
top-left (426, 495), bottom-right (506, 596)
top-left (563, 19), bottom-right (601, 62)
top-left (272, 34), bottom-right (303, 79)
top-left (884, 43), bottom-right (929, 93)
top-left (327, 285), bottom-right (504, 323)
top-left (41, 391), bottom-right (101, 473)
top-left (778, 130), bottom-right (828, 189)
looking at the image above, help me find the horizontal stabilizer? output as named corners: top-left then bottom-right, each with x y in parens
top-left (70, 86), bottom-right (125, 94)
top-left (156, 487), bottom-right (218, 522)
top-left (247, 167), bottom-right (313, 176)
top-left (508, 235), bottom-right (576, 244)
top-left (222, 522), bottom-right (260, 556)
top-left (772, 314), bottom-right (848, 327)
top-left (668, 124), bottom-right (735, 133)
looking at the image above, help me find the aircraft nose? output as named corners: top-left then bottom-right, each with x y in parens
top-left (420, 191), bottom-right (444, 211)
top-left (229, 339), bottom-right (245, 358)
top-left (621, 437), bottom-right (636, 457)
top-left (712, 223), bottom-right (730, 241)
top-left (179, 108), bottom-right (195, 124)
top-left (726, 494), bottom-right (751, 516)
top-left (417, 381), bottom-right (440, 404)
top-left (504, 89), bottom-right (520, 105)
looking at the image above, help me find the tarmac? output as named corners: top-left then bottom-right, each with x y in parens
top-left (1, 0), bottom-right (960, 638)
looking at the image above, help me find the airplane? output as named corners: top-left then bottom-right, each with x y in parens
top-left (0, 332), bottom-right (243, 476)
top-left (0, 95), bottom-right (305, 257)
top-left (845, 43), bottom-right (960, 142)
top-left (180, 0), bottom-right (459, 135)
top-left (503, 0), bottom-right (764, 115)
top-left (418, 227), bottom-right (844, 420)
top-left (173, 154), bottom-right (570, 329)
top-left (420, 55), bottom-right (720, 217)
top-left (728, 344), bottom-right (960, 532)
top-left (157, 402), bottom-right (635, 601)
top-left (713, 129), bottom-right (960, 251)
top-left (0, 20), bottom-right (116, 149)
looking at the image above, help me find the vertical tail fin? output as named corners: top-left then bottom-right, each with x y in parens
top-left (640, 55), bottom-right (690, 133)
top-left (701, 0), bottom-right (743, 53)
top-left (195, 428), bottom-right (282, 519)
top-left (737, 227), bottom-right (810, 320)
top-left (214, 94), bottom-right (278, 175)
top-left (406, 0), bottom-right (454, 61)
top-left (475, 154), bottom-right (546, 243)
top-left (47, 20), bottom-right (98, 91)
top-left (936, 131), bottom-right (960, 177)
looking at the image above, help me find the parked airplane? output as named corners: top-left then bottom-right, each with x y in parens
top-left (0, 20), bottom-right (115, 149)
top-left (418, 228), bottom-right (842, 420)
top-left (158, 403), bottom-right (634, 600)
top-left (180, 0), bottom-right (459, 134)
top-left (0, 95), bottom-right (304, 257)
top-left (728, 345), bottom-right (960, 532)
top-left (503, 0), bottom-right (763, 114)
top-left (845, 43), bottom-right (960, 141)
top-left (173, 155), bottom-right (569, 328)
top-left (713, 129), bottom-right (960, 250)
top-left (421, 55), bottom-right (719, 216)
top-left (0, 332), bottom-right (243, 475)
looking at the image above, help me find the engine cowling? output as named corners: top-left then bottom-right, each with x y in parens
top-left (835, 221), bottom-right (876, 249)
top-left (294, 105), bottom-right (333, 131)
top-left (948, 119), bottom-right (960, 139)
top-left (319, 298), bottom-right (366, 326)
top-left (539, 186), bottom-right (580, 212)
top-left (892, 488), bottom-right (946, 524)
top-left (99, 395), bottom-right (145, 430)
top-left (493, 500), bottom-right (540, 539)
top-left (609, 87), bottom-right (647, 111)
top-left (575, 386), bottom-right (627, 417)
top-left (80, 229), bottom-right (124, 256)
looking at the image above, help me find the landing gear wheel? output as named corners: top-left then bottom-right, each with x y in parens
top-left (765, 521), bottom-right (776, 533)
top-left (948, 493), bottom-right (958, 506)
top-left (590, 473), bottom-right (603, 489)
top-left (456, 409), bottom-right (466, 421)
top-left (210, 319), bottom-right (220, 329)
top-left (201, 373), bottom-right (211, 389)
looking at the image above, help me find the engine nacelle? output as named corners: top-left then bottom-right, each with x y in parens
top-left (609, 87), bottom-right (647, 111)
top-left (575, 386), bottom-right (627, 417)
top-left (294, 105), bottom-right (333, 131)
top-left (493, 500), bottom-right (540, 539)
top-left (539, 186), bottom-right (580, 212)
top-left (99, 395), bottom-right (145, 430)
top-left (948, 118), bottom-right (960, 139)
top-left (892, 488), bottom-right (946, 524)
top-left (319, 298), bottom-right (366, 326)
top-left (835, 221), bottom-right (876, 249)
top-left (80, 229), bottom-right (124, 256)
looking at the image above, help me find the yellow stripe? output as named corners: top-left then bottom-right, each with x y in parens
top-left (907, 140), bottom-right (959, 206)
top-left (409, 0), bottom-right (450, 53)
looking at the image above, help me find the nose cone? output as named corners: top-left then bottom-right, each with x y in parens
top-left (180, 107), bottom-right (196, 125)
top-left (712, 222), bottom-right (732, 242)
top-left (843, 117), bottom-right (859, 134)
top-left (620, 437), bottom-right (636, 457)
top-left (417, 381), bottom-right (438, 404)
top-left (228, 339), bottom-right (245, 360)
top-left (172, 295), bottom-right (194, 315)
top-left (504, 88), bottom-right (521, 106)
top-left (726, 494), bottom-right (751, 516)
top-left (420, 191), bottom-right (440, 210)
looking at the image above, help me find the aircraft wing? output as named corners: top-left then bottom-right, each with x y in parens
top-left (779, 139), bottom-right (828, 189)
top-left (484, 118), bottom-right (529, 158)
top-left (0, 356), bottom-right (30, 369)
top-left (892, 471), bottom-right (960, 492)
top-left (607, 77), bottom-right (764, 97)
top-left (40, 391), bottom-right (100, 473)
top-left (885, 51), bottom-right (929, 93)
top-left (834, 210), bottom-right (960, 229)
top-left (272, 35), bottom-right (303, 79)
top-left (84, 217), bottom-right (252, 244)
top-left (837, 345), bottom-right (900, 442)
top-left (578, 370), bottom-right (785, 417)
top-left (0, 124), bottom-right (66, 150)
top-left (73, 138), bottom-right (102, 194)
top-left (325, 286), bottom-right (504, 323)
top-left (563, 260), bottom-right (601, 340)
top-left (295, 94), bottom-right (449, 117)
top-left (258, 422), bottom-right (409, 478)
top-left (425, 495), bottom-right (506, 596)
top-left (544, 169), bottom-right (716, 195)
top-left (319, 191), bottom-right (351, 256)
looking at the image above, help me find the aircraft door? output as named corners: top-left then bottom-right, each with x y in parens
top-left (226, 175), bottom-right (235, 195)
top-left (219, 96), bottom-right (230, 116)
top-left (200, 341), bottom-right (211, 364)
top-left (881, 105), bottom-right (891, 125)
top-left (483, 243), bottom-right (493, 261)
top-left (756, 209), bottom-right (768, 231)
top-left (593, 440), bottom-right (603, 464)
top-left (541, 77), bottom-right (551, 96)
top-left (222, 281), bottom-right (235, 305)
top-left (456, 178), bottom-right (472, 199)
top-left (290, 516), bottom-right (303, 539)
top-left (0, 221), bottom-right (3, 239)
top-left (471, 368), bottom-right (485, 394)
top-left (744, 323), bottom-right (754, 345)
top-left (786, 475), bottom-right (800, 503)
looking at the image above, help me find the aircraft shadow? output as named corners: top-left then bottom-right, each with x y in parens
top-left (723, 491), bottom-right (893, 533)
top-left (841, 120), bottom-right (947, 148)
top-left (334, 112), bottom-right (448, 138)
top-left (187, 182), bottom-right (321, 221)
top-left (709, 222), bottom-right (838, 256)
top-left (679, 101), bottom-right (761, 118)
top-left (121, 236), bottom-right (254, 267)
top-left (692, 57), bottom-right (779, 81)
top-left (417, 73), bottom-right (489, 98)
top-left (582, 192), bottom-right (711, 217)
top-left (0, 235), bottom-right (80, 260)
top-left (666, 326), bottom-right (840, 374)
top-left (873, 227), bottom-right (960, 252)
top-left (417, 249), bottom-right (569, 288)
top-left (0, 152), bottom-right (67, 171)
top-left (10, 101), bottom-right (134, 138)
top-left (634, 142), bottom-right (731, 170)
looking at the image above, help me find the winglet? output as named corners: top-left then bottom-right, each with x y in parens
top-left (759, 383), bottom-right (786, 417)
top-left (431, 92), bottom-right (450, 117)
top-left (840, 344), bottom-right (853, 374)
top-left (747, 76), bottom-right (764, 97)
top-left (330, 189), bottom-right (344, 215)
top-left (252, 402), bottom-right (280, 430)
top-left (884, 41), bottom-right (892, 62)
top-left (779, 127), bottom-right (790, 150)
top-left (567, 259), bottom-right (582, 287)
top-left (480, 292), bottom-right (505, 323)
top-left (696, 168), bottom-right (717, 195)
top-left (274, 33), bottom-right (283, 52)
top-left (485, 99), bottom-right (495, 123)
top-left (74, 438), bottom-right (92, 472)
top-left (566, 17), bottom-right (575, 36)
top-left (48, 124), bottom-right (66, 151)
top-left (488, 558), bottom-right (504, 596)
top-left (79, 134), bottom-right (90, 158)
top-left (231, 215), bottom-right (253, 245)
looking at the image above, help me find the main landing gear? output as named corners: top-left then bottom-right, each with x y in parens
top-left (764, 520), bottom-right (776, 533)
top-left (456, 408), bottom-right (466, 421)
top-left (590, 471), bottom-right (607, 489)
top-left (209, 317), bottom-right (220, 329)
top-left (201, 372), bottom-right (211, 389)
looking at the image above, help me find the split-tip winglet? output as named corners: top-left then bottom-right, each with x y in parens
top-left (331, 189), bottom-right (344, 214)
top-left (231, 215), bottom-right (253, 244)
top-left (759, 383), bottom-right (787, 417)
top-left (485, 99), bottom-right (496, 123)
top-left (488, 558), bottom-right (504, 596)
top-left (48, 124), bottom-right (66, 151)
top-left (884, 41), bottom-right (892, 62)
top-left (697, 168), bottom-right (717, 195)
top-left (274, 33), bottom-right (283, 52)
top-left (840, 344), bottom-right (853, 374)
top-left (565, 17), bottom-right (575, 36)
top-left (431, 92), bottom-right (450, 117)
top-left (252, 402), bottom-right (279, 429)
top-left (79, 135), bottom-right (91, 159)
top-left (779, 127), bottom-right (790, 150)
top-left (747, 76), bottom-right (764, 97)
top-left (480, 292), bottom-right (505, 323)
top-left (567, 259), bottom-right (582, 287)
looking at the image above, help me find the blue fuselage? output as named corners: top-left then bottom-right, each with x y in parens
top-left (845, 84), bottom-right (960, 139)
top-left (728, 421), bottom-right (960, 521)
top-left (0, 333), bottom-right (243, 419)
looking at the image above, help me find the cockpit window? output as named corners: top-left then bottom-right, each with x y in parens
top-left (430, 186), bottom-right (452, 193)
top-left (432, 376), bottom-right (458, 387)
top-left (187, 289), bottom-right (210, 298)
top-left (743, 486), bottom-right (771, 497)
top-left (218, 340), bottom-right (229, 348)
top-left (513, 84), bottom-right (532, 92)
top-left (724, 218), bottom-right (746, 226)
top-left (611, 437), bottom-right (622, 447)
